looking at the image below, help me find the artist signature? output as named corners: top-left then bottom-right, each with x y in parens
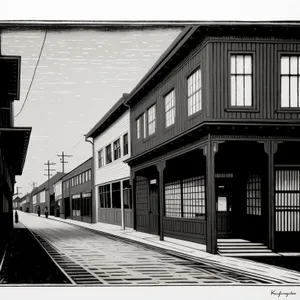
top-left (271, 290), bottom-right (297, 297)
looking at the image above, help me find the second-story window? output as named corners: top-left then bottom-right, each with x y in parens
top-left (188, 68), bottom-right (202, 116)
top-left (123, 133), bottom-right (129, 155)
top-left (148, 104), bottom-right (156, 135)
top-left (136, 117), bottom-right (141, 139)
top-left (231, 54), bottom-right (252, 107)
top-left (143, 112), bottom-right (147, 138)
top-left (98, 149), bottom-right (104, 168)
top-left (281, 56), bottom-right (300, 108)
top-left (165, 89), bottom-right (176, 127)
top-left (106, 144), bottom-right (112, 164)
top-left (113, 139), bottom-right (121, 160)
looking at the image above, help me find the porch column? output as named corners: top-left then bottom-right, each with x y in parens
top-left (157, 161), bottom-right (166, 241)
top-left (130, 170), bottom-right (136, 230)
top-left (203, 136), bottom-right (219, 254)
top-left (120, 180), bottom-right (125, 230)
top-left (263, 141), bottom-right (279, 251)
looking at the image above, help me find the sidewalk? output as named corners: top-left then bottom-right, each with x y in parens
top-left (30, 212), bottom-right (300, 284)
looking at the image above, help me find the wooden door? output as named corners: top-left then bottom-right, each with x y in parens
top-left (65, 197), bottom-right (70, 218)
top-left (149, 183), bottom-right (159, 235)
top-left (216, 181), bottom-right (232, 237)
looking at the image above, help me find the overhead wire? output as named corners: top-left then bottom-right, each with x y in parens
top-left (14, 30), bottom-right (48, 118)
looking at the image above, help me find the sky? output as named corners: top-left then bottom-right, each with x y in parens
top-left (2, 27), bottom-right (182, 197)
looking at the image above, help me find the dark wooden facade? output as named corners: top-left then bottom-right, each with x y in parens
top-left (61, 158), bottom-right (93, 223)
top-left (0, 54), bottom-right (31, 257)
top-left (125, 24), bottom-right (300, 254)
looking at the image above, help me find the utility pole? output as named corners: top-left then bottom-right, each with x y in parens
top-left (44, 160), bottom-right (56, 181)
top-left (44, 160), bottom-right (56, 212)
top-left (30, 182), bottom-right (37, 190)
top-left (15, 186), bottom-right (22, 196)
top-left (57, 151), bottom-right (72, 173)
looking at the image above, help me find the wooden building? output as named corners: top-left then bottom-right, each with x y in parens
top-left (53, 177), bottom-right (63, 217)
top-left (61, 158), bottom-right (92, 223)
top-left (86, 94), bottom-right (133, 228)
top-left (125, 23), bottom-right (300, 254)
top-left (0, 54), bottom-right (31, 256)
top-left (32, 172), bottom-right (65, 215)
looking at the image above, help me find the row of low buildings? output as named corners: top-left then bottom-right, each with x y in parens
top-left (17, 23), bottom-right (300, 254)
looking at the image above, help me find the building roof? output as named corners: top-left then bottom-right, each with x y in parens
top-left (32, 172), bottom-right (65, 195)
top-left (0, 127), bottom-right (31, 175)
top-left (86, 93), bottom-right (129, 139)
top-left (59, 157), bottom-right (93, 182)
top-left (124, 22), bottom-right (300, 108)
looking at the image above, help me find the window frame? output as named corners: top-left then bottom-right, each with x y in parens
top-left (187, 67), bottom-right (203, 117)
top-left (278, 53), bottom-right (300, 111)
top-left (164, 88), bottom-right (176, 128)
top-left (227, 51), bottom-right (258, 112)
top-left (105, 143), bottom-right (112, 164)
top-left (113, 138), bottom-right (121, 161)
top-left (147, 103), bottom-right (156, 137)
top-left (136, 116), bottom-right (142, 139)
top-left (98, 148), bottom-right (104, 168)
top-left (123, 133), bottom-right (129, 156)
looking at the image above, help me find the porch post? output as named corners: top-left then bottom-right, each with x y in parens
top-left (130, 170), bottom-right (136, 230)
top-left (203, 135), bottom-right (218, 254)
top-left (263, 140), bottom-right (279, 251)
top-left (157, 161), bottom-right (166, 241)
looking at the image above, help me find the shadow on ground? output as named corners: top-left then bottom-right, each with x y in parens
top-left (0, 226), bottom-right (70, 284)
top-left (245, 256), bottom-right (300, 273)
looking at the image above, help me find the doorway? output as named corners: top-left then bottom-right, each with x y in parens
top-left (216, 177), bottom-right (233, 238)
top-left (149, 181), bottom-right (159, 235)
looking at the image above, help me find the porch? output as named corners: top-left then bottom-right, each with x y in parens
top-left (131, 136), bottom-right (300, 254)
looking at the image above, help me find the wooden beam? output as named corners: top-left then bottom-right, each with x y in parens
top-left (203, 136), bottom-right (218, 254)
top-left (157, 161), bottom-right (166, 241)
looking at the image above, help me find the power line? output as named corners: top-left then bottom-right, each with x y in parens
top-left (14, 30), bottom-right (48, 118)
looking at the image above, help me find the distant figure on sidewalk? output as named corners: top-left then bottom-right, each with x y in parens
top-left (37, 206), bottom-right (41, 217)
top-left (44, 206), bottom-right (49, 219)
top-left (14, 211), bottom-right (18, 223)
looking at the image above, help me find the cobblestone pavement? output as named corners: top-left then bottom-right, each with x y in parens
top-left (19, 213), bottom-right (284, 285)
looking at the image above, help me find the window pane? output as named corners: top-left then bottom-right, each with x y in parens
top-left (231, 76), bottom-right (236, 106)
top-left (281, 57), bottom-right (290, 75)
top-left (281, 76), bottom-right (290, 107)
top-left (236, 55), bottom-right (244, 73)
top-left (290, 56), bottom-right (298, 75)
top-left (290, 76), bottom-right (298, 107)
top-left (231, 55), bottom-right (236, 74)
top-left (244, 75), bottom-right (252, 106)
top-left (244, 55), bottom-right (252, 74)
top-left (236, 76), bottom-right (244, 106)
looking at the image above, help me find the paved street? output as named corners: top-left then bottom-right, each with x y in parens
top-left (16, 212), bottom-right (286, 286)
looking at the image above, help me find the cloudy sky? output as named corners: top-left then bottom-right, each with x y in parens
top-left (2, 27), bottom-right (182, 196)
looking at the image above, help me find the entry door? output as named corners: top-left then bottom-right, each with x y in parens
top-left (149, 183), bottom-right (159, 235)
top-left (65, 198), bottom-right (70, 218)
top-left (216, 181), bottom-right (232, 237)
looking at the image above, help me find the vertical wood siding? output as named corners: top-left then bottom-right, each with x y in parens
top-left (210, 40), bottom-right (300, 121)
top-left (131, 38), bottom-right (300, 159)
top-left (131, 43), bottom-right (210, 157)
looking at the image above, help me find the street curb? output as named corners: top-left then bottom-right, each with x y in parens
top-left (37, 214), bottom-right (300, 285)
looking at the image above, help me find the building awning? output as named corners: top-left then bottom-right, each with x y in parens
top-left (0, 127), bottom-right (31, 175)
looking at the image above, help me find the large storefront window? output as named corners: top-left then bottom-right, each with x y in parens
top-left (123, 180), bottom-right (132, 209)
top-left (72, 194), bottom-right (81, 217)
top-left (99, 184), bottom-right (111, 208)
top-left (82, 192), bottom-right (91, 217)
top-left (112, 182), bottom-right (121, 208)
top-left (165, 176), bottom-right (205, 218)
top-left (275, 169), bottom-right (300, 232)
